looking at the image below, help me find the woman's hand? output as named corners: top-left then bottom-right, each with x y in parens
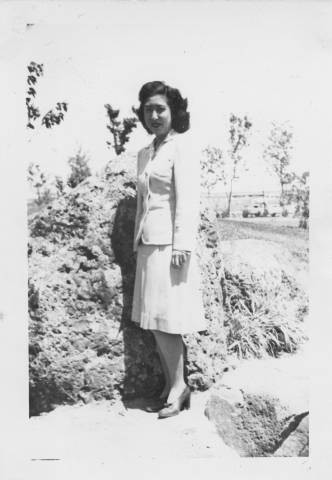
top-left (171, 249), bottom-right (191, 269)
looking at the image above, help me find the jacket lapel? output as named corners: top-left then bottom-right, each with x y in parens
top-left (143, 129), bottom-right (179, 190)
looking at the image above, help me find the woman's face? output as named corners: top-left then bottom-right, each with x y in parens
top-left (143, 94), bottom-right (172, 138)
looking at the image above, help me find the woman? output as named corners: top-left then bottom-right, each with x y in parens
top-left (132, 81), bottom-right (206, 419)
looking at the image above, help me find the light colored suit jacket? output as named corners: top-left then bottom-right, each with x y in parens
top-left (133, 129), bottom-right (200, 252)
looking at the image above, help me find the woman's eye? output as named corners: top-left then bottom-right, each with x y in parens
top-left (144, 106), bottom-right (165, 114)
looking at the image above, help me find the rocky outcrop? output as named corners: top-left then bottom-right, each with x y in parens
top-left (28, 166), bottom-right (226, 415)
top-left (28, 161), bottom-right (308, 417)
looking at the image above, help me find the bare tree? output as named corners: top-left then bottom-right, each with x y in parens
top-left (105, 104), bottom-right (138, 155)
top-left (204, 114), bottom-right (252, 216)
top-left (263, 123), bottom-right (293, 203)
top-left (225, 114), bottom-right (252, 216)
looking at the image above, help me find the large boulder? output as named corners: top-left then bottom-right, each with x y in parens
top-left (205, 349), bottom-right (309, 457)
top-left (28, 162), bottom-right (308, 416)
top-left (28, 166), bottom-right (226, 415)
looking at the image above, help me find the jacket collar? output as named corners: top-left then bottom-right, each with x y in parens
top-left (148, 128), bottom-right (178, 153)
top-left (162, 128), bottom-right (178, 144)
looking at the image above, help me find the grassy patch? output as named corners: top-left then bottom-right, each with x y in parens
top-left (227, 292), bottom-right (307, 359)
top-left (217, 219), bottom-right (308, 359)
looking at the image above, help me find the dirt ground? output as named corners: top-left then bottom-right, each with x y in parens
top-left (24, 346), bottom-right (308, 464)
top-left (218, 218), bottom-right (308, 261)
top-left (24, 193), bottom-right (309, 478)
top-left (219, 217), bottom-right (308, 240)
top-left (26, 391), bottom-right (236, 462)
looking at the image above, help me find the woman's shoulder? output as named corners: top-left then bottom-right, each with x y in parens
top-left (138, 144), bottom-right (150, 156)
top-left (173, 130), bottom-right (200, 158)
top-left (173, 129), bottom-right (192, 144)
top-left (137, 141), bottom-right (153, 162)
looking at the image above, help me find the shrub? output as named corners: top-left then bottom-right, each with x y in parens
top-left (227, 292), bottom-right (306, 359)
top-left (67, 150), bottom-right (91, 188)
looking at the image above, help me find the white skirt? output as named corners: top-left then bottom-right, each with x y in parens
top-left (131, 244), bottom-right (206, 334)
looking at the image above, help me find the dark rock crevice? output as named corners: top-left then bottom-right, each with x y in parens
top-left (277, 410), bottom-right (309, 449)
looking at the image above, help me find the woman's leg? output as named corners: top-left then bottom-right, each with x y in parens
top-left (155, 343), bottom-right (170, 398)
top-left (152, 330), bottom-right (187, 404)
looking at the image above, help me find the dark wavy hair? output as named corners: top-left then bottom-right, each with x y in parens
top-left (133, 81), bottom-right (190, 134)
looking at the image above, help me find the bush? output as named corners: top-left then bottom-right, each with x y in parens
top-left (227, 292), bottom-right (306, 359)
top-left (67, 150), bottom-right (91, 188)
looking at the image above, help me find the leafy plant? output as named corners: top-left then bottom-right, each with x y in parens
top-left (201, 146), bottom-right (225, 195)
top-left (225, 114), bottom-right (252, 216)
top-left (55, 176), bottom-right (65, 197)
top-left (105, 104), bottom-right (138, 155)
top-left (291, 171), bottom-right (309, 229)
top-left (202, 114), bottom-right (252, 216)
top-left (67, 149), bottom-right (92, 189)
top-left (263, 123), bottom-right (293, 203)
top-left (26, 61), bottom-right (68, 130)
top-left (28, 163), bottom-right (53, 206)
top-left (227, 292), bottom-right (306, 359)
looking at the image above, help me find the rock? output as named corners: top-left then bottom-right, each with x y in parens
top-left (206, 384), bottom-right (245, 407)
top-left (28, 169), bottom-right (227, 415)
top-left (206, 391), bottom-right (289, 456)
top-left (206, 390), bottom-right (309, 457)
top-left (28, 163), bottom-right (308, 416)
top-left (205, 350), bottom-right (309, 457)
top-left (274, 415), bottom-right (309, 457)
top-left (216, 349), bottom-right (309, 414)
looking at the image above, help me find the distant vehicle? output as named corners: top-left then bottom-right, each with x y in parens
top-left (242, 201), bottom-right (288, 218)
top-left (267, 204), bottom-right (283, 217)
top-left (242, 202), bottom-right (268, 218)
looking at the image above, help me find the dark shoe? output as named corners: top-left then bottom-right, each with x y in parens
top-left (158, 386), bottom-right (191, 419)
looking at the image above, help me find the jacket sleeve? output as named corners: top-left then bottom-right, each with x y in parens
top-left (133, 153), bottom-right (143, 252)
top-left (172, 135), bottom-right (201, 252)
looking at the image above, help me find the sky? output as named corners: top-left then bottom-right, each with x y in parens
top-left (2, 1), bottom-right (332, 194)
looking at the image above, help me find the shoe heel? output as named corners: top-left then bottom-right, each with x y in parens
top-left (182, 392), bottom-right (191, 410)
